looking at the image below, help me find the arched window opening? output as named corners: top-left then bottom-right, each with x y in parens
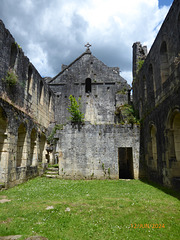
top-left (160, 41), bottom-right (169, 84)
top-left (143, 75), bottom-right (147, 101)
top-left (148, 64), bottom-right (156, 93)
top-left (17, 123), bottom-right (26, 167)
top-left (173, 113), bottom-right (180, 161)
top-left (27, 65), bottom-right (33, 94)
top-left (30, 129), bottom-right (37, 166)
top-left (10, 43), bottom-right (18, 69)
top-left (39, 81), bottom-right (44, 105)
top-left (49, 91), bottom-right (52, 112)
top-left (0, 107), bottom-right (8, 182)
top-left (139, 99), bottom-right (142, 119)
top-left (85, 78), bottom-right (91, 93)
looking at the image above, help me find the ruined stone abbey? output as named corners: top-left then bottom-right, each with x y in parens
top-left (0, 0), bottom-right (179, 191)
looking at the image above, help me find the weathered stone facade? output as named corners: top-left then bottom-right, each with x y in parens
top-left (49, 47), bottom-right (140, 180)
top-left (49, 48), bottom-right (130, 125)
top-left (133, 0), bottom-right (180, 190)
top-left (1, 0), bottom-right (179, 191)
top-left (0, 20), bottom-right (55, 187)
top-left (0, 18), bottom-right (140, 187)
top-left (56, 124), bottom-right (139, 180)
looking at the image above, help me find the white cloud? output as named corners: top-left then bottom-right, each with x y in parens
top-left (0, 0), bottom-right (171, 84)
top-left (27, 43), bottom-right (54, 77)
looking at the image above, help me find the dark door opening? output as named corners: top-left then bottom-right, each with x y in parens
top-left (118, 147), bottom-right (134, 179)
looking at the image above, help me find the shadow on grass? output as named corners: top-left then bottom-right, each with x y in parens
top-left (139, 178), bottom-right (180, 201)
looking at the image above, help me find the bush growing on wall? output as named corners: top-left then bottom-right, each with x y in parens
top-left (67, 95), bottom-right (84, 123)
top-left (2, 69), bottom-right (17, 86)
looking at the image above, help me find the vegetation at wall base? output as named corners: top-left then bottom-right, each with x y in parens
top-left (0, 178), bottom-right (179, 240)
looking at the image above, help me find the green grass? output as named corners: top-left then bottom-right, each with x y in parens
top-left (0, 178), bottom-right (179, 240)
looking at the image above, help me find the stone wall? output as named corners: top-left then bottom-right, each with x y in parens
top-left (49, 49), bottom-right (130, 125)
top-left (55, 123), bottom-right (140, 180)
top-left (0, 20), bottom-right (55, 128)
top-left (0, 20), bottom-right (55, 187)
top-left (132, 0), bottom-right (180, 190)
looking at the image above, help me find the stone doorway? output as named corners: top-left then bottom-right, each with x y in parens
top-left (118, 147), bottom-right (134, 179)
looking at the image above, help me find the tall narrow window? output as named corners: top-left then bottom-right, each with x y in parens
top-left (49, 91), bottom-right (52, 112)
top-left (160, 41), bottom-right (169, 84)
top-left (149, 64), bottom-right (155, 91)
top-left (27, 65), bottom-right (33, 94)
top-left (10, 43), bottom-right (18, 69)
top-left (143, 75), bottom-right (147, 101)
top-left (85, 78), bottom-right (91, 93)
top-left (39, 81), bottom-right (44, 105)
top-left (148, 63), bottom-right (157, 100)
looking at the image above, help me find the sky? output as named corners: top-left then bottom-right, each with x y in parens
top-left (0, 0), bottom-right (173, 84)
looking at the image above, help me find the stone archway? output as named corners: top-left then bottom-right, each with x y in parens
top-left (166, 109), bottom-right (180, 185)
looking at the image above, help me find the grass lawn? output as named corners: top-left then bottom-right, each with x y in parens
top-left (0, 177), bottom-right (179, 240)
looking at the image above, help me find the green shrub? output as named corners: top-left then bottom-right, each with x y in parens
top-left (115, 104), bottom-right (140, 125)
top-left (67, 95), bottom-right (84, 123)
top-left (3, 69), bottom-right (17, 86)
top-left (47, 124), bottom-right (64, 143)
top-left (137, 59), bottom-right (144, 73)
